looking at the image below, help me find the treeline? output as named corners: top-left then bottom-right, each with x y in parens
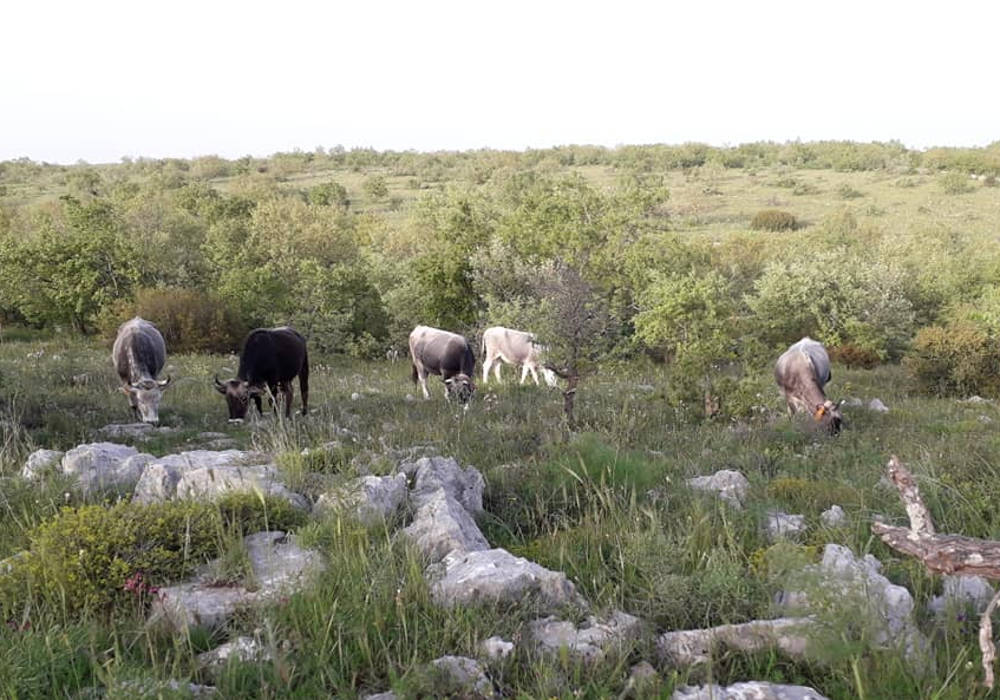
top-left (2, 141), bottom-right (1000, 414)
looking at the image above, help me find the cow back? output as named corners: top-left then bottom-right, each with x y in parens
top-left (112, 317), bottom-right (166, 382)
top-left (411, 325), bottom-right (475, 377)
top-left (238, 327), bottom-right (308, 385)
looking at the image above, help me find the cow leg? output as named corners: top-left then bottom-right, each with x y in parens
top-left (253, 394), bottom-right (264, 415)
top-left (281, 382), bottom-right (294, 418)
top-left (520, 364), bottom-right (529, 384)
top-left (418, 370), bottom-right (430, 400)
top-left (299, 369), bottom-right (309, 416)
top-left (493, 360), bottom-right (502, 383)
top-left (482, 353), bottom-right (493, 384)
top-left (528, 364), bottom-right (540, 385)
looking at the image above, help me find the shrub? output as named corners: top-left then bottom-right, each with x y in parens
top-left (905, 322), bottom-right (1000, 397)
top-left (939, 172), bottom-right (975, 195)
top-left (101, 287), bottom-right (249, 353)
top-left (750, 209), bottom-right (798, 232)
top-left (307, 180), bottom-right (349, 208)
top-left (0, 495), bottom-right (305, 616)
top-left (829, 343), bottom-right (881, 369)
top-left (984, 175), bottom-right (998, 188)
top-left (362, 175), bottom-right (388, 199)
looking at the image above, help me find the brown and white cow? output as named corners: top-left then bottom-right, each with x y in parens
top-left (409, 325), bottom-right (476, 403)
top-left (774, 337), bottom-right (843, 433)
top-left (112, 317), bottom-right (171, 424)
top-left (481, 326), bottom-right (557, 387)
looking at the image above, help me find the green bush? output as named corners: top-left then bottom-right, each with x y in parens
top-left (0, 495), bottom-right (305, 616)
top-left (939, 171), bottom-right (975, 195)
top-left (362, 175), bottom-right (388, 199)
top-left (307, 181), bottom-right (349, 208)
top-left (100, 287), bottom-right (249, 353)
top-left (904, 321), bottom-right (1000, 397)
top-left (750, 209), bottom-right (798, 232)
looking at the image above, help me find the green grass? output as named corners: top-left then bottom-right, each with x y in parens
top-left (3, 333), bottom-right (1000, 697)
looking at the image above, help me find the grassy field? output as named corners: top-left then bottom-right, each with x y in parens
top-left (3, 330), bottom-right (1000, 698)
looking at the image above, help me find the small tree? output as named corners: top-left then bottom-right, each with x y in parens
top-left (363, 175), bottom-right (389, 199)
top-left (531, 262), bottom-right (610, 430)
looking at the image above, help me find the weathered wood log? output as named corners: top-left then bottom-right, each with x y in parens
top-left (871, 455), bottom-right (1000, 688)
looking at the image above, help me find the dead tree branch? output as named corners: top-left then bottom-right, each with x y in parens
top-left (871, 454), bottom-right (1000, 688)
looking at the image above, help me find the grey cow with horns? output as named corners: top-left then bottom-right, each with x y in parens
top-left (774, 336), bottom-right (844, 434)
top-left (112, 317), bottom-right (172, 424)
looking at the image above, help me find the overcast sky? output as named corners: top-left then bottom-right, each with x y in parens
top-left (2, 1), bottom-right (998, 164)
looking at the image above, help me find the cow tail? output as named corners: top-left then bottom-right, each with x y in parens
top-left (411, 362), bottom-right (418, 385)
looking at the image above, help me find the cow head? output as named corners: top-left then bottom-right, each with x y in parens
top-left (813, 399), bottom-right (844, 434)
top-left (541, 367), bottom-right (559, 387)
top-left (214, 375), bottom-right (262, 422)
top-left (444, 374), bottom-right (475, 404)
top-left (121, 376), bottom-right (171, 424)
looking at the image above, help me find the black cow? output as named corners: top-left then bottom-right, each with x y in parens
top-left (214, 327), bottom-right (309, 421)
top-left (409, 325), bottom-right (476, 403)
top-left (112, 317), bottom-right (171, 424)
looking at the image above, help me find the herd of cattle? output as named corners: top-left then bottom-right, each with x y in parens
top-left (112, 317), bottom-right (843, 433)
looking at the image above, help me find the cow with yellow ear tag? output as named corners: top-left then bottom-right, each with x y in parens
top-left (775, 337), bottom-right (843, 434)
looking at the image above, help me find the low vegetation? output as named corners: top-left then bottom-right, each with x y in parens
top-left (3, 141), bottom-right (1000, 696)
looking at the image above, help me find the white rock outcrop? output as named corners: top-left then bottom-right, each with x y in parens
top-left (672, 682), bottom-right (829, 699)
top-left (529, 611), bottom-right (643, 663)
top-left (819, 505), bottom-right (847, 528)
top-left (402, 489), bottom-right (489, 562)
top-left (765, 511), bottom-right (807, 541)
top-left (315, 473), bottom-right (408, 525)
top-left (197, 636), bottom-right (272, 672)
top-left (686, 470), bottom-right (750, 508)
top-left (658, 617), bottom-right (814, 667)
top-left (150, 531), bottom-right (324, 632)
top-left (427, 655), bottom-right (495, 698)
top-left (428, 548), bottom-right (583, 611)
top-left (405, 456), bottom-right (485, 514)
top-left (929, 575), bottom-right (996, 618)
top-left (21, 449), bottom-right (64, 480)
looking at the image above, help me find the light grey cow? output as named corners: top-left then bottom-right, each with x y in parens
top-left (112, 317), bottom-right (172, 424)
top-left (481, 326), bottom-right (557, 387)
top-left (774, 337), bottom-right (842, 433)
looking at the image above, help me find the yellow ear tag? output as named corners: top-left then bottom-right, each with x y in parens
top-left (813, 406), bottom-right (826, 421)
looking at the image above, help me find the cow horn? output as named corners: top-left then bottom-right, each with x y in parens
top-left (157, 375), bottom-right (172, 388)
top-left (213, 374), bottom-right (227, 394)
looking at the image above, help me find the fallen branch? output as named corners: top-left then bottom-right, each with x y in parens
top-left (871, 455), bottom-right (1000, 688)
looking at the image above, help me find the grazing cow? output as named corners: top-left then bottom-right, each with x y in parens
top-left (112, 317), bottom-right (171, 424)
top-left (775, 337), bottom-right (843, 433)
top-left (409, 325), bottom-right (476, 403)
top-left (481, 326), bottom-right (558, 387)
top-left (214, 327), bottom-right (309, 422)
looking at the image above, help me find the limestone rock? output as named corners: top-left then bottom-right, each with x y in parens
top-left (529, 611), bottom-right (643, 663)
top-left (929, 575), bottom-right (996, 617)
top-left (626, 661), bottom-right (659, 693)
top-left (480, 636), bottom-right (514, 660)
top-left (198, 636), bottom-right (272, 672)
top-left (672, 682), bottom-right (829, 699)
top-left (819, 505), bottom-right (847, 528)
top-left (428, 655), bottom-right (495, 698)
top-left (765, 511), bottom-right (807, 541)
top-left (429, 548), bottom-right (583, 612)
top-left (150, 531), bottom-right (324, 632)
top-left (402, 488), bottom-right (489, 562)
top-left (686, 470), bottom-right (750, 508)
top-left (868, 398), bottom-right (889, 413)
top-left (59, 442), bottom-right (153, 497)
top-left (21, 449), bottom-right (64, 480)
top-left (658, 617), bottom-right (813, 667)
top-left (405, 456), bottom-right (485, 514)
top-left (315, 473), bottom-right (408, 525)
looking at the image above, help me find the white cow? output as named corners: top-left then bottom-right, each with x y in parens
top-left (481, 326), bottom-right (557, 387)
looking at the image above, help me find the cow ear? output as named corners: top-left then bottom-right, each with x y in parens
top-left (120, 386), bottom-right (132, 396)
top-left (444, 378), bottom-right (454, 386)
top-left (813, 405), bottom-right (827, 421)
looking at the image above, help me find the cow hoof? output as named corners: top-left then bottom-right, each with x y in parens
top-left (228, 418), bottom-right (244, 425)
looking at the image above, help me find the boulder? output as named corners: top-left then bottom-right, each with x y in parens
top-left (198, 636), bottom-right (272, 672)
top-left (427, 655), bottom-right (495, 698)
top-left (428, 548), bottom-right (583, 612)
top-left (529, 611), bottom-right (643, 663)
top-left (819, 505), bottom-right (847, 528)
top-left (132, 450), bottom-right (307, 510)
top-left (686, 470), bottom-right (750, 508)
top-left (21, 449), bottom-right (65, 480)
top-left (626, 661), bottom-right (659, 693)
top-left (777, 544), bottom-right (927, 662)
top-left (479, 636), bottom-right (514, 660)
top-left (315, 473), bottom-right (408, 525)
top-left (59, 442), bottom-right (153, 497)
top-left (672, 682), bottom-right (829, 699)
top-left (402, 488), bottom-right (489, 562)
top-left (404, 456), bottom-right (485, 514)
top-left (765, 511), bottom-right (807, 541)
top-left (929, 575), bottom-right (996, 617)
top-left (868, 398), bottom-right (889, 413)
top-left (658, 617), bottom-right (814, 667)
top-left (150, 531), bottom-right (324, 632)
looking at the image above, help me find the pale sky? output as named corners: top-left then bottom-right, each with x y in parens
top-left (2, 1), bottom-right (998, 164)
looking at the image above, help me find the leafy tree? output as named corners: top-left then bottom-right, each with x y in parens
top-left (362, 175), bottom-right (389, 199)
top-left (308, 180), bottom-right (350, 208)
top-left (0, 196), bottom-right (139, 332)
